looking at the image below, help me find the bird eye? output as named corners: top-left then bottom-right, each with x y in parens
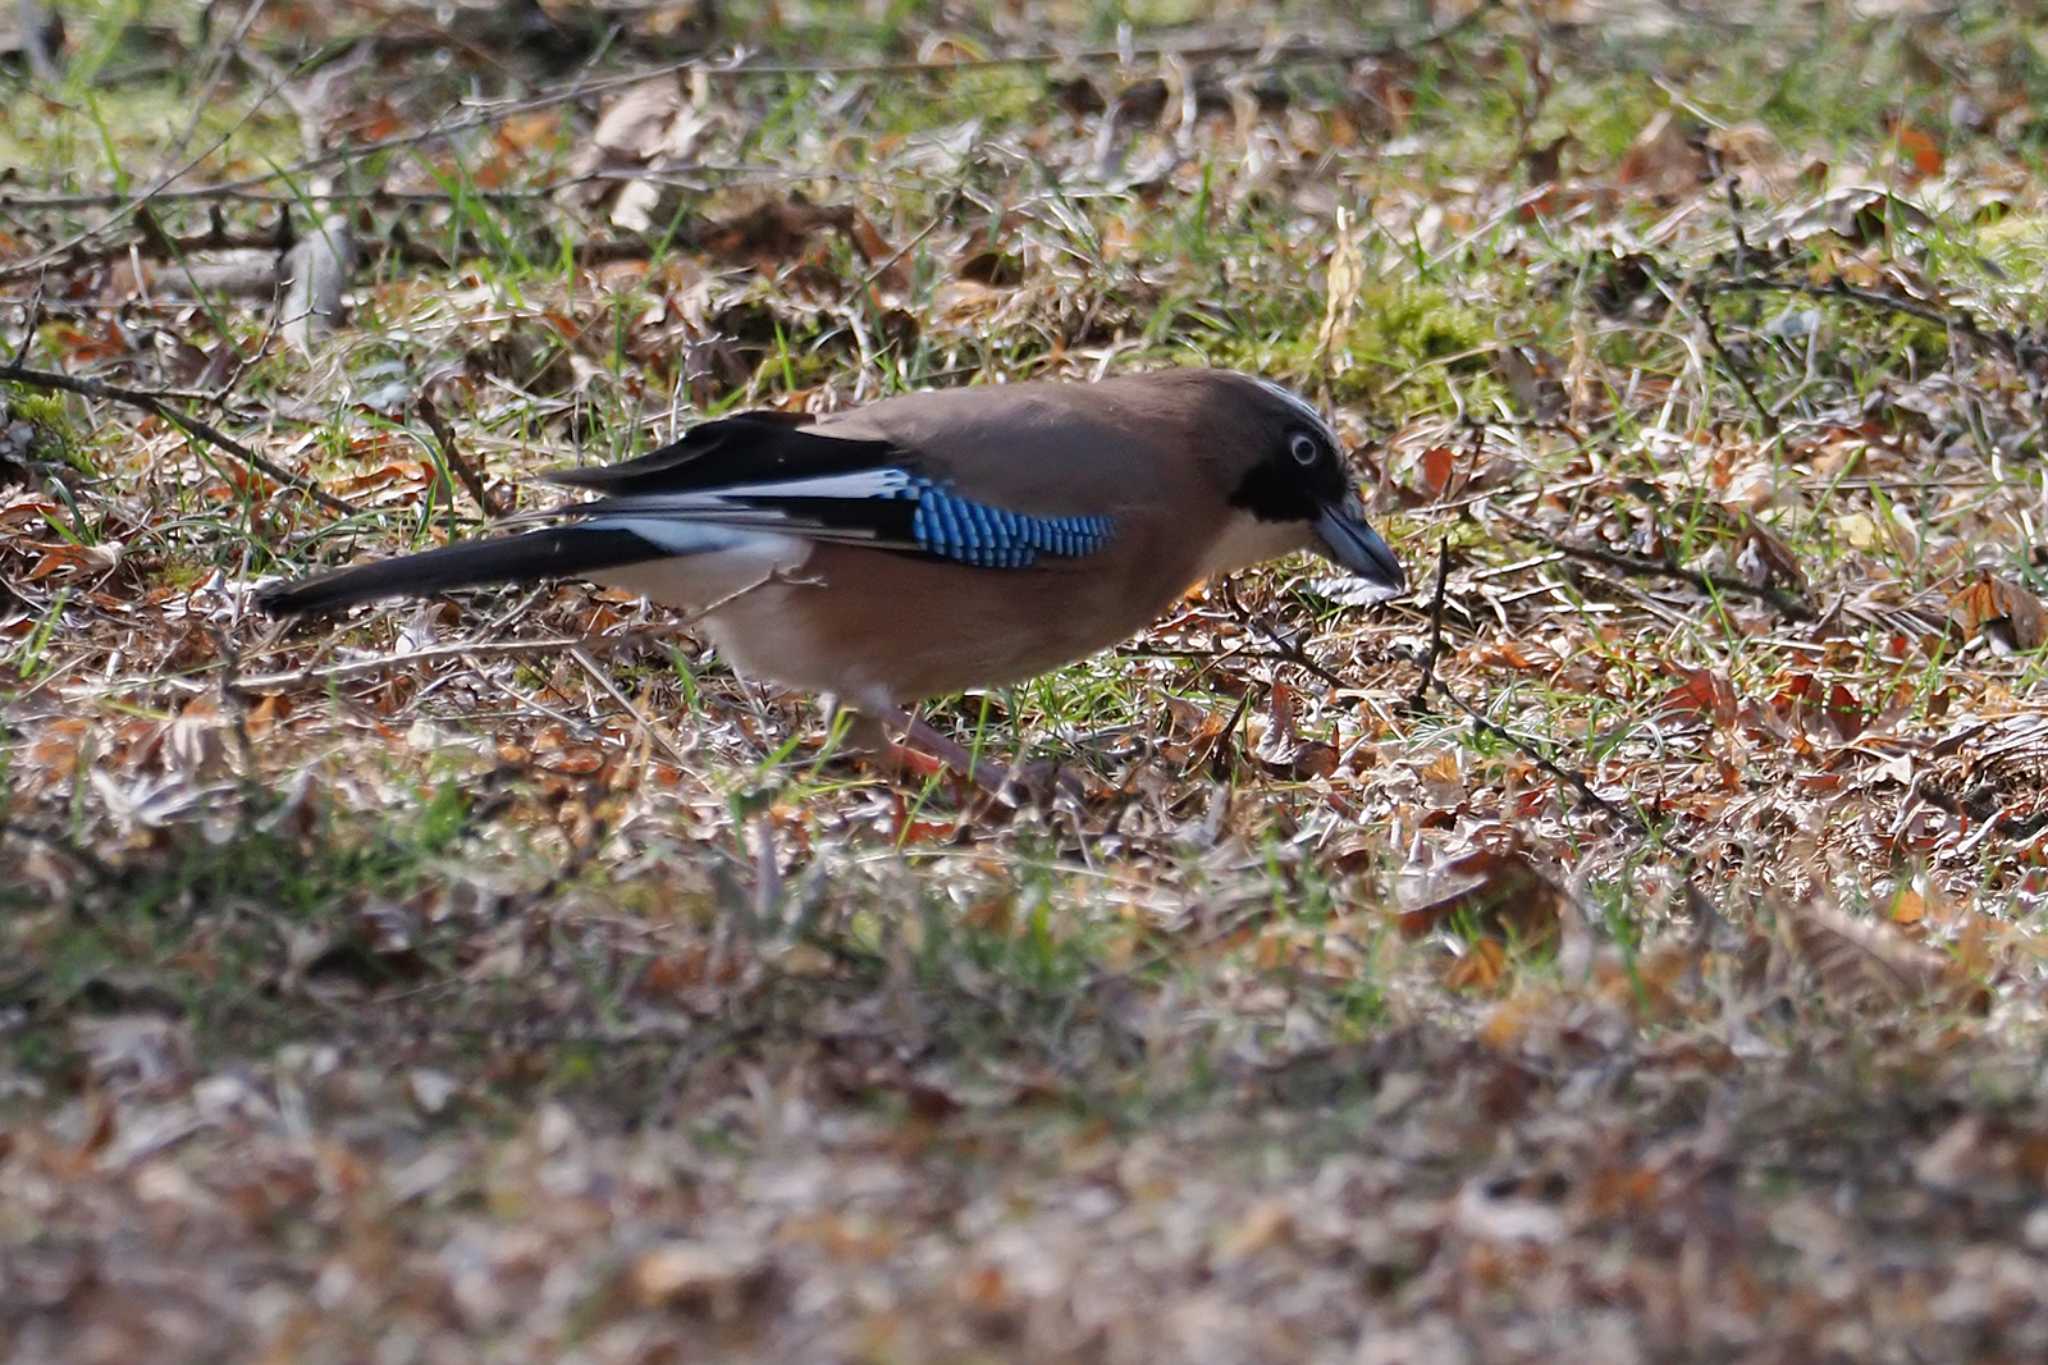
top-left (1289, 432), bottom-right (1320, 466)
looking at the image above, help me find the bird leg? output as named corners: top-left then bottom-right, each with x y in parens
top-left (820, 698), bottom-right (1078, 802)
top-left (888, 706), bottom-right (1016, 791)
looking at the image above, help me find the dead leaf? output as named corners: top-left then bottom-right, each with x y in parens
top-left (1317, 206), bottom-right (1363, 370)
top-left (1400, 845), bottom-right (1566, 945)
top-left (1775, 186), bottom-right (1936, 248)
top-left (1915, 1113), bottom-right (2048, 1196)
top-left (1215, 1199), bottom-right (1295, 1264)
top-left (558, 78), bottom-right (716, 232)
top-left (1419, 445), bottom-right (1457, 498)
top-left (1659, 667), bottom-right (1739, 728)
top-left (1824, 682), bottom-right (1864, 741)
top-left (1784, 899), bottom-right (1988, 1014)
top-left (1253, 682), bottom-right (1338, 780)
top-left (1495, 344), bottom-right (1566, 422)
top-left (699, 196), bottom-right (900, 287)
top-left (629, 1240), bottom-right (774, 1317)
top-left (1616, 109), bottom-right (1707, 201)
top-left (1949, 573), bottom-right (2048, 653)
top-left (1444, 938), bottom-right (1510, 992)
top-left (1887, 118), bottom-right (1944, 177)
top-left (24, 540), bottom-right (120, 581)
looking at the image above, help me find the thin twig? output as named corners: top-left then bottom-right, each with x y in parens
top-left (0, 213), bottom-right (676, 281)
top-left (232, 635), bottom-right (604, 692)
top-left (1714, 275), bottom-right (2044, 368)
top-left (208, 620), bottom-right (264, 780)
top-left (1407, 537), bottom-right (1451, 712)
top-left (211, 280), bottom-right (287, 403)
top-left (1428, 674), bottom-right (1648, 838)
top-left (1709, 145), bottom-right (1750, 271)
top-left (859, 184), bottom-right (965, 291)
top-left (1662, 167), bottom-right (1779, 437)
top-left (2, 213), bottom-right (289, 279)
top-left (1393, 534), bottom-right (1642, 833)
top-left (0, 6), bottom-right (1500, 213)
top-left (1205, 682), bottom-right (1265, 782)
top-left (417, 394), bottom-right (505, 519)
top-left (0, 360), bottom-right (355, 516)
top-left (9, 274), bottom-right (45, 366)
top-left (0, 165), bottom-right (944, 211)
top-left (700, 15), bottom-right (1496, 77)
top-left (1219, 579), bottom-right (1349, 690)
top-left (1491, 505), bottom-right (1813, 622)
top-left (569, 646), bottom-right (695, 771)
top-left (1692, 280), bottom-right (1779, 437)
top-left (1116, 644), bottom-right (1368, 671)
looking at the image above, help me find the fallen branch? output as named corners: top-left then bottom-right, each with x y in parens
top-left (0, 59), bottom-right (304, 284)
top-left (0, 165), bottom-right (931, 212)
top-left (1492, 505), bottom-right (1814, 622)
top-left (1911, 777), bottom-right (2048, 841)
top-left (1715, 274), bottom-right (2046, 369)
top-left (0, 214), bottom-right (658, 287)
top-left (0, 361), bottom-right (355, 517)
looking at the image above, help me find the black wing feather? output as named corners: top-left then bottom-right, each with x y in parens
top-left (544, 412), bottom-right (903, 498)
top-left (256, 527), bottom-right (661, 616)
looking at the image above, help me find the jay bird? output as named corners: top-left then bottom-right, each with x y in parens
top-left (258, 368), bottom-right (1406, 787)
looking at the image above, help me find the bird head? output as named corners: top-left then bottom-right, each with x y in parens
top-left (1217, 377), bottom-right (1406, 599)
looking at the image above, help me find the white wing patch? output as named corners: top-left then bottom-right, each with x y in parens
top-left (581, 519), bottom-right (779, 556)
top-left (571, 468), bottom-right (918, 518)
top-left (708, 469), bottom-right (920, 501)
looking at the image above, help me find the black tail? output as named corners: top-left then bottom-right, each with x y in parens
top-left (256, 527), bottom-right (660, 616)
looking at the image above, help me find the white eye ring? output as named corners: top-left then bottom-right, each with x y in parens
top-left (1289, 432), bottom-right (1320, 465)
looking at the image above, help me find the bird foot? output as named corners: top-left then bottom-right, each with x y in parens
top-left (836, 706), bottom-right (1085, 804)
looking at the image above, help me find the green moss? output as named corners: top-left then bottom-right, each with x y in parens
top-left (1178, 277), bottom-right (1496, 419)
top-left (1, 385), bottom-right (94, 474)
top-left (151, 560), bottom-right (217, 593)
top-left (1973, 213), bottom-right (2048, 277)
top-left (1543, 75), bottom-right (1664, 164)
top-left (1344, 281), bottom-right (1488, 372)
top-left (7, 392), bottom-right (66, 425)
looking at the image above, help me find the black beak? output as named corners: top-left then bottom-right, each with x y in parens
top-left (1313, 493), bottom-right (1406, 598)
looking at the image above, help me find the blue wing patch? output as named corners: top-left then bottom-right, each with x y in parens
top-left (550, 462), bottom-right (1117, 569)
top-left (906, 484), bottom-right (1116, 568)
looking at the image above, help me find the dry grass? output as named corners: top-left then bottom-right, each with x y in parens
top-left (8, 1), bottom-right (2048, 1360)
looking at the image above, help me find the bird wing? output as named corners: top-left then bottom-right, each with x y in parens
top-left (535, 408), bottom-right (1118, 570)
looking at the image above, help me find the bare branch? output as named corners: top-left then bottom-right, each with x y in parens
top-left (0, 360), bottom-right (356, 516)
